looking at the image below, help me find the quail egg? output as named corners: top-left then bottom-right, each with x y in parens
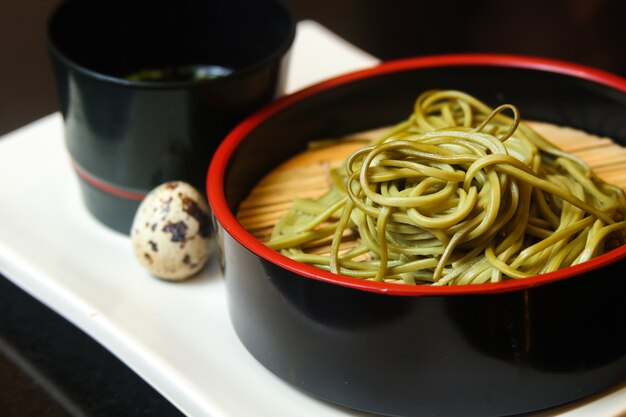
top-left (131, 181), bottom-right (212, 280)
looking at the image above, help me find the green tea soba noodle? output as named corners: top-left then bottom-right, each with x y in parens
top-left (267, 90), bottom-right (626, 285)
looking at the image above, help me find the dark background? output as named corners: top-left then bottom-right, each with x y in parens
top-left (1, 0), bottom-right (625, 415)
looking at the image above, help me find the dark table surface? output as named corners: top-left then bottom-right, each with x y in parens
top-left (1, 1), bottom-right (625, 416)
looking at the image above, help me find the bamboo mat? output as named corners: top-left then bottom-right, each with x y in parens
top-left (237, 122), bottom-right (626, 244)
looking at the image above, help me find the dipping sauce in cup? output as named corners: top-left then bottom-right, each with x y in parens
top-left (47, 0), bottom-right (295, 234)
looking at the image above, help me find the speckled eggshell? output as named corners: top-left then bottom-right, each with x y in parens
top-left (131, 181), bottom-right (212, 280)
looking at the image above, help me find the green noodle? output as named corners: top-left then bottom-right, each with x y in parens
top-left (266, 90), bottom-right (626, 285)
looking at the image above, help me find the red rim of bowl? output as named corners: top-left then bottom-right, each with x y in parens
top-left (208, 53), bottom-right (626, 296)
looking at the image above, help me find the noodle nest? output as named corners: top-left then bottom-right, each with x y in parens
top-left (267, 90), bottom-right (626, 285)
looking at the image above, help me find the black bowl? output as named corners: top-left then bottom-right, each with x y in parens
top-left (208, 55), bottom-right (626, 417)
top-left (47, 0), bottom-right (295, 234)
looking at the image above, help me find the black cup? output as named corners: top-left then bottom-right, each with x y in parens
top-left (47, 0), bottom-right (295, 234)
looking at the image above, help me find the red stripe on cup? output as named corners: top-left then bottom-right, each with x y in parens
top-left (72, 161), bottom-right (147, 201)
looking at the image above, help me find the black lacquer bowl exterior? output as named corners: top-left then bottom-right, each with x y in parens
top-left (208, 55), bottom-right (626, 417)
